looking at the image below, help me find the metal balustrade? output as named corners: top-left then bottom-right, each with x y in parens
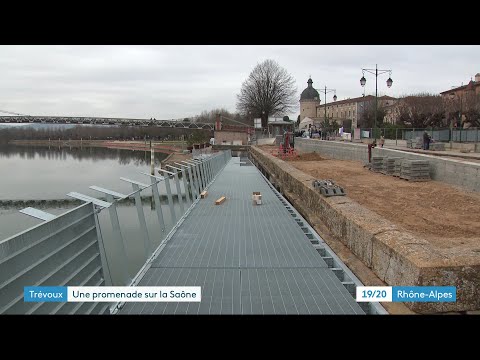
top-left (0, 150), bottom-right (232, 314)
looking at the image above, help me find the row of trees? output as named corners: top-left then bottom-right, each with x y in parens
top-left (0, 125), bottom-right (212, 145)
top-left (357, 93), bottom-right (480, 129)
top-left (394, 93), bottom-right (444, 128)
top-left (192, 108), bottom-right (250, 125)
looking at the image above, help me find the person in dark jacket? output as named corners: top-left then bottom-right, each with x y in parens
top-left (423, 131), bottom-right (431, 150)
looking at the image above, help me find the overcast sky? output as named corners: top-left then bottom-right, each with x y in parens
top-left (1, 45), bottom-right (479, 120)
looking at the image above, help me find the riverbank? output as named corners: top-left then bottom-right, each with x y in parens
top-left (9, 139), bottom-right (185, 154)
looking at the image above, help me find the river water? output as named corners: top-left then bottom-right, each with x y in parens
top-left (0, 144), bottom-right (187, 284)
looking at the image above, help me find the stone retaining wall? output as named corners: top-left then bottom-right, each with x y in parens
top-left (250, 146), bottom-right (480, 313)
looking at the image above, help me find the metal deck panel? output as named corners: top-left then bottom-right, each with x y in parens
top-left (121, 268), bottom-right (241, 315)
top-left (240, 268), bottom-right (364, 315)
top-left (118, 157), bottom-right (364, 315)
top-left (152, 162), bottom-right (325, 269)
top-left (120, 267), bottom-right (363, 314)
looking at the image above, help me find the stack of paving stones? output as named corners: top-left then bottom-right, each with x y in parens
top-left (400, 160), bottom-right (430, 181)
top-left (371, 156), bottom-right (384, 172)
top-left (312, 179), bottom-right (346, 197)
top-left (381, 157), bottom-right (401, 175)
top-left (393, 158), bottom-right (403, 177)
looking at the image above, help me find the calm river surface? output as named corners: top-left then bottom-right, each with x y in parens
top-left (0, 144), bottom-right (187, 284)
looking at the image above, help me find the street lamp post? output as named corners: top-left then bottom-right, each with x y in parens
top-left (316, 86), bottom-right (337, 139)
top-left (459, 93), bottom-right (463, 127)
top-left (360, 64), bottom-right (393, 140)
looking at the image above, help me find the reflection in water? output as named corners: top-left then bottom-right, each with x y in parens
top-left (0, 145), bottom-right (172, 201)
top-left (0, 144), bottom-right (167, 166)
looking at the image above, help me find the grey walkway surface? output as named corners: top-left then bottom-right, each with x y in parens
top-left (119, 157), bottom-right (364, 315)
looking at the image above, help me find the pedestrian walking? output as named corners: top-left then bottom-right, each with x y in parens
top-left (379, 135), bottom-right (385, 148)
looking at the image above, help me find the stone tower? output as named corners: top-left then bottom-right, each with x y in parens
top-left (299, 77), bottom-right (320, 121)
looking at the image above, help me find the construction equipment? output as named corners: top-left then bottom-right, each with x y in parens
top-left (271, 131), bottom-right (298, 159)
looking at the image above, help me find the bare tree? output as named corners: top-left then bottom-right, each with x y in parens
top-left (196, 108), bottom-right (231, 123)
top-left (0, 125), bottom-right (212, 143)
top-left (236, 59), bottom-right (297, 128)
top-left (193, 108), bottom-right (251, 125)
top-left (396, 93), bottom-right (445, 128)
top-left (358, 101), bottom-right (387, 129)
top-left (461, 93), bottom-right (480, 127)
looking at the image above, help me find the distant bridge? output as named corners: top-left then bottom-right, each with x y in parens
top-left (0, 116), bottom-right (215, 130)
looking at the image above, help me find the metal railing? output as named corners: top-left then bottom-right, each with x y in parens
top-left (356, 127), bottom-right (480, 143)
top-left (0, 202), bottom-right (110, 314)
top-left (87, 149), bottom-right (230, 288)
top-left (0, 150), bottom-right (232, 314)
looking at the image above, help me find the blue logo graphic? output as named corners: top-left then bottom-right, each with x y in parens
top-left (392, 286), bottom-right (456, 302)
top-left (24, 286), bottom-right (68, 302)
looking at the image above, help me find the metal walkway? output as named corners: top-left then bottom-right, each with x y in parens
top-left (118, 157), bottom-right (365, 315)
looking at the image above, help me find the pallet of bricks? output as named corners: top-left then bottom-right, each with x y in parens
top-left (312, 179), bottom-right (346, 197)
top-left (380, 157), bottom-right (402, 175)
top-left (393, 158), bottom-right (402, 177)
top-left (371, 156), bottom-right (384, 173)
top-left (400, 160), bottom-right (430, 182)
